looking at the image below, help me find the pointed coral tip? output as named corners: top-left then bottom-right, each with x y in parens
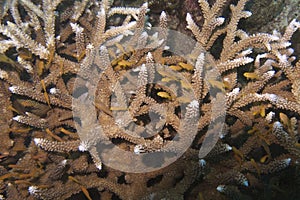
top-left (9, 86), bottom-right (17, 93)
top-left (28, 186), bottom-right (38, 194)
top-left (285, 158), bottom-right (292, 165)
top-left (216, 185), bottom-right (225, 192)
top-left (12, 115), bottom-right (21, 121)
top-left (160, 11), bottom-right (166, 18)
top-left (33, 138), bottom-right (41, 145)
top-left (199, 159), bottom-right (206, 167)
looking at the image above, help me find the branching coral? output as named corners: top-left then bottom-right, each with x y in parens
top-left (0, 0), bottom-right (299, 199)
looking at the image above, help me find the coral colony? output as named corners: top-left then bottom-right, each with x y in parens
top-left (0, 0), bottom-right (300, 199)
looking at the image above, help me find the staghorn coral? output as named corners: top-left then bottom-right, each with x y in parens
top-left (0, 0), bottom-right (300, 199)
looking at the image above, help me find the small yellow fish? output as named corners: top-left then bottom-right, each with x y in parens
top-left (14, 180), bottom-right (32, 185)
top-left (9, 127), bottom-right (31, 133)
top-left (60, 127), bottom-right (75, 135)
top-left (118, 60), bottom-right (132, 67)
top-left (250, 158), bottom-right (261, 177)
top-left (77, 49), bottom-right (86, 61)
top-left (279, 112), bottom-right (290, 128)
top-left (115, 43), bottom-right (126, 54)
top-left (111, 56), bottom-right (122, 66)
top-left (45, 128), bottom-right (63, 142)
top-left (0, 173), bottom-right (17, 181)
top-left (157, 91), bottom-right (172, 100)
top-left (114, 64), bottom-right (122, 71)
top-left (177, 96), bottom-right (192, 103)
top-left (260, 106), bottom-right (266, 117)
top-left (223, 79), bottom-right (231, 89)
top-left (178, 62), bottom-right (194, 71)
top-left (157, 68), bottom-right (170, 77)
top-left (7, 105), bottom-right (21, 114)
top-left (18, 49), bottom-right (32, 60)
top-left (68, 176), bottom-right (81, 184)
top-left (37, 59), bottom-right (45, 76)
top-left (247, 126), bottom-right (258, 134)
top-left (243, 72), bottom-right (259, 80)
top-left (234, 154), bottom-right (243, 166)
top-left (252, 106), bottom-right (266, 117)
top-left (207, 79), bottom-right (225, 92)
top-left (0, 53), bottom-right (16, 65)
top-left (81, 186), bottom-right (92, 200)
top-left (93, 102), bottom-right (113, 116)
top-left (41, 80), bottom-right (51, 107)
top-left (169, 65), bottom-right (182, 71)
top-left (232, 146), bottom-right (244, 160)
top-left (157, 69), bottom-right (178, 81)
top-left (260, 155), bottom-right (269, 163)
top-left (0, 53), bottom-right (23, 73)
top-left (180, 80), bottom-right (192, 89)
top-left (161, 77), bottom-right (174, 82)
top-left (198, 192), bottom-right (205, 200)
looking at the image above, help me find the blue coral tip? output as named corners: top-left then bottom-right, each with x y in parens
top-left (199, 159), bottom-right (206, 167)
top-left (243, 180), bottom-right (249, 187)
top-left (216, 185), bottom-right (225, 192)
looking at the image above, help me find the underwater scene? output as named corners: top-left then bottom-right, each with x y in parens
top-left (0, 0), bottom-right (300, 199)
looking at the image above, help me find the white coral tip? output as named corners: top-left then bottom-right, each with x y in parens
top-left (225, 144), bottom-right (232, 151)
top-left (142, 2), bottom-right (148, 8)
top-left (9, 86), bottom-right (17, 93)
top-left (61, 159), bottom-right (67, 165)
top-left (267, 71), bottom-right (275, 76)
top-left (33, 138), bottom-right (42, 145)
top-left (265, 111), bottom-right (275, 122)
top-left (87, 43), bottom-right (94, 50)
top-left (140, 64), bottom-right (147, 72)
top-left (243, 180), bottom-right (249, 187)
top-left (70, 22), bottom-right (83, 33)
top-left (287, 48), bottom-right (295, 55)
top-left (189, 100), bottom-right (199, 109)
top-left (186, 13), bottom-right (192, 24)
top-left (216, 17), bottom-right (225, 25)
top-left (160, 11), bottom-right (166, 19)
top-left (273, 121), bottom-right (282, 129)
top-left (100, 7), bottom-right (105, 15)
top-left (244, 11), bottom-right (252, 17)
top-left (284, 158), bottom-right (292, 165)
top-left (78, 145), bottom-right (85, 151)
top-left (228, 88), bottom-right (240, 96)
top-left (216, 185), bottom-right (225, 192)
top-left (78, 142), bottom-right (88, 152)
top-left (134, 144), bottom-right (144, 154)
top-left (146, 52), bottom-right (153, 60)
top-left (232, 87), bottom-right (240, 93)
top-left (267, 93), bottom-right (278, 102)
top-left (12, 115), bottom-right (21, 121)
top-left (49, 88), bottom-right (58, 94)
top-left (96, 162), bottom-right (102, 170)
top-left (0, 70), bottom-right (8, 79)
top-left (199, 159), bottom-right (206, 167)
top-left (28, 186), bottom-right (38, 194)
top-left (164, 45), bottom-right (170, 50)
